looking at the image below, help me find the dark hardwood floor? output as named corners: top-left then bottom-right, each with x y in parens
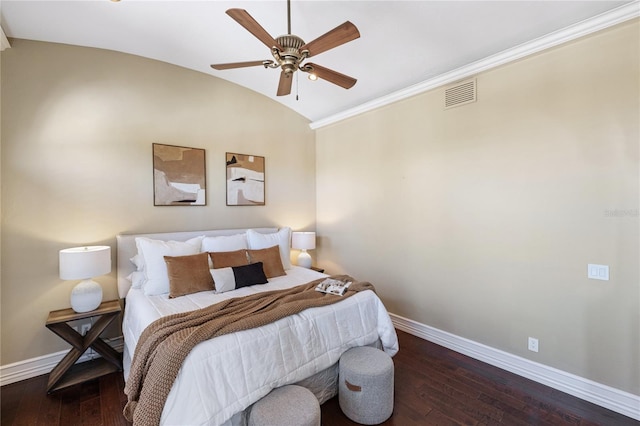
top-left (1, 330), bottom-right (637, 425)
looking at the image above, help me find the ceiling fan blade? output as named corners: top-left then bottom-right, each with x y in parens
top-left (304, 63), bottom-right (357, 89)
top-left (277, 71), bottom-right (293, 96)
top-left (211, 60), bottom-right (269, 70)
top-left (300, 21), bottom-right (360, 57)
top-left (226, 9), bottom-right (284, 51)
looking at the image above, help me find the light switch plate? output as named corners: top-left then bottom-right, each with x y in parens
top-left (588, 264), bottom-right (609, 281)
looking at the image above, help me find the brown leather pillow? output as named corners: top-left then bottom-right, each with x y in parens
top-left (247, 245), bottom-right (286, 278)
top-left (209, 249), bottom-right (249, 269)
top-left (164, 252), bottom-right (214, 298)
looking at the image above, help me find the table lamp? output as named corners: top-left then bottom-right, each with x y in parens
top-left (59, 246), bottom-right (111, 313)
top-left (291, 232), bottom-right (316, 268)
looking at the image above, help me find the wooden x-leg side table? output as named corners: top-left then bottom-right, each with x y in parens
top-left (45, 299), bottom-right (123, 393)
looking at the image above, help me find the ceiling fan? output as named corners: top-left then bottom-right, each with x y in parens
top-left (210, 0), bottom-right (360, 97)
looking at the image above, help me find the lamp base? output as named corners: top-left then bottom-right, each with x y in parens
top-left (70, 279), bottom-right (103, 313)
top-left (297, 250), bottom-right (312, 269)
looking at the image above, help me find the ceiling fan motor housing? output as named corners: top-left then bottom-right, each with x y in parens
top-left (274, 34), bottom-right (307, 74)
top-left (276, 34), bottom-right (305, 51)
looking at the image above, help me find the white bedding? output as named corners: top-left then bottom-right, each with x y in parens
top-left (123, 266), bottom-right (399, 426)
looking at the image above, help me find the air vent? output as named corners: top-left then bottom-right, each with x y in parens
top-left (445, 78), bottom-right (476, 109)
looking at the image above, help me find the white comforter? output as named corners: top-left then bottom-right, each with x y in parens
top-left (122, 267), bottom-right (399, 426)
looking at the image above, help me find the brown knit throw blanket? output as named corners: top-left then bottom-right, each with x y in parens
top-left (123, 275), bottom-right (374, 425)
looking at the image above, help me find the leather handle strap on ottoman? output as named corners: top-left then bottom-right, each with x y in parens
top-left (345, 380), bottom-right (361, 392)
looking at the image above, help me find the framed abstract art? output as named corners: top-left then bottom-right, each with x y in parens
top-left (153, 143), bottom-right (206, 206)
top-left (226, 152), bottom-right (265, 206)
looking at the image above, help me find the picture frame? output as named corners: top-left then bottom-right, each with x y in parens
top-left (153, 143), bottom-right (206, 206)
top-left (226, 152), bottom-right (265, 206)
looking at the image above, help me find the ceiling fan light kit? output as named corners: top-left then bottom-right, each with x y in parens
top-left (211, 0), bottom-right (359, 97)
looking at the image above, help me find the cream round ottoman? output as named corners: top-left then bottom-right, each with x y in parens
top-left (248, 384), bottom-right (321, 426)
top-left (339, 346), bottom-right (394, 425)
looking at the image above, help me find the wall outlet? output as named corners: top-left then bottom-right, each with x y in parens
top-left (528, 337), bottom-right (539, 353)
top-left (80, 323), bottom-right (91, 336)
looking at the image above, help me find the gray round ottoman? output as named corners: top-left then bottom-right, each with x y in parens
top-left (339, 346), bottom-right (394, 425)
top-left (248, 384), bottom-right (321, 426)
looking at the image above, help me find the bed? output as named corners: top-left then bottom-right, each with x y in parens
top-left (117, 227), bottom-right (398, 425)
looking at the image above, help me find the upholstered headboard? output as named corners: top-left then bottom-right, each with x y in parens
top-left (116, 227), bottom-right (278, 298)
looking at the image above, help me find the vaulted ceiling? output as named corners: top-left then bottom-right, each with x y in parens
top-left (2, 1), bottom-right (637, 126)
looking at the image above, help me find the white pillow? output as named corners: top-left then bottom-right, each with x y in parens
top-left (127, 271), bottom-right (146, 289)
top-left (135, 236), bottom-right (204, 296)
top-left (246, 227), bottom-right (291, 269)
top-left (210, 268), bottom-right (236, 293)
top-left (202, 233), bottom-right (248, 268)
top-left (201, 233), bottom-right (248, 252)
top-left (130, 254), bottom-right (143, 271)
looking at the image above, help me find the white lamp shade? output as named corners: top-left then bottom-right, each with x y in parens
top-left (291, 232), bottom-right (316, 250)
top-left (59, 246), bottom-right (111, 280)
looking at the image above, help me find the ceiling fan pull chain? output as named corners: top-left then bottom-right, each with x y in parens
top-left (296, 71), bottom-right (299, 101)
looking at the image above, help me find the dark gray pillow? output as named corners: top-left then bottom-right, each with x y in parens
top-left (233, 262), bottom-right (268, 288)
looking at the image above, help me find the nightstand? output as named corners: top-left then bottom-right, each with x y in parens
top-left (45, 300), bottom-right (122, 393)
top-left (310, 266), bottom-right (325, 273)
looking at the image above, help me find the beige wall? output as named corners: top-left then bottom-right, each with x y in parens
top-left (316, 20), bottom-right (639, 394)
top-left (0, 40), bottom-right (316, 364)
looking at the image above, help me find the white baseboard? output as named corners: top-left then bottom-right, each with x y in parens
top-left (0, 337), bottom-right (123, 387)
top-left (390, 313), bottom-right (640, 421)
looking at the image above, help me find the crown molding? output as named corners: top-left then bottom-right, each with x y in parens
top-left (310, 1), bottom-right (640, 130)
top-left (1, 25), bottom-right (10, 51)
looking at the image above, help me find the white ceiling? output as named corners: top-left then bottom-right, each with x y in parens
top-left (1, 1), bottom-right (637, 125)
